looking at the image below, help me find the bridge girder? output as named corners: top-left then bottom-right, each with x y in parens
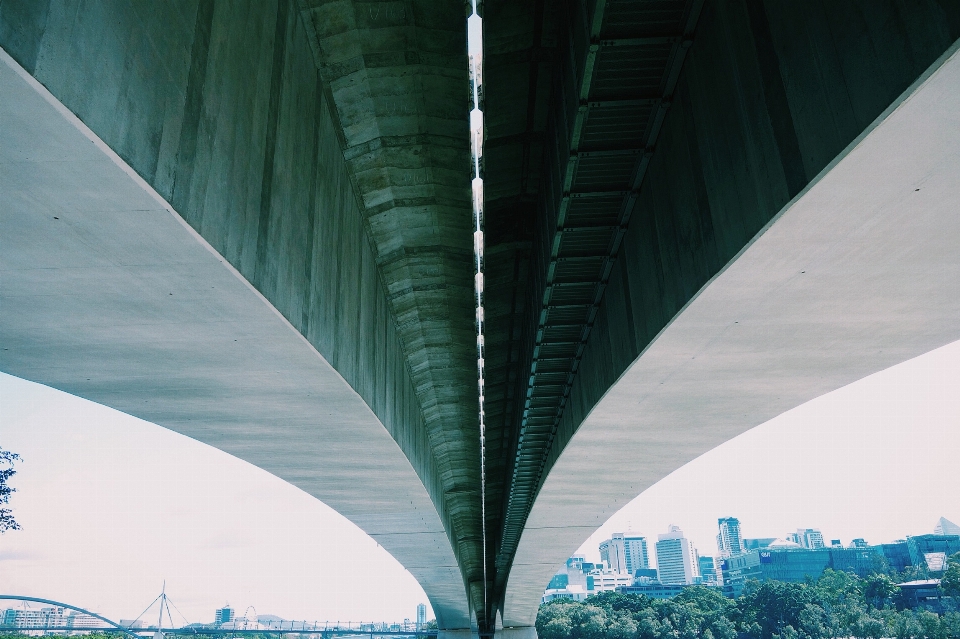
top-left (2, 0), bottom-right (960, 635)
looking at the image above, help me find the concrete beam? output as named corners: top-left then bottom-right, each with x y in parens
top-left (297, 1), bottom-right (484, 613)
top-left (0, 0), bottom-right (475, 628)
top-left (502, 34), bottom-right (960, 627)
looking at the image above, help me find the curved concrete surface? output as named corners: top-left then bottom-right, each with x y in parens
top-left (0, 0), bottom-right (483, 624)
top-left (0, 48), bottom-right (470, 629)
top-left (502, 40), bottom-right (960, 627)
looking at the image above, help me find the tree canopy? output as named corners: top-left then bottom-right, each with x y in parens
top-left (537, 570), bottom-right (960, 639)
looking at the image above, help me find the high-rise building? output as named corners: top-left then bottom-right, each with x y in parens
top-left (215, 606), bottom-right (234, 626)
top-left (934, 517), bottom-right (960, 536)
top-left (600, 532), bottom-right (649, 574)
top-left (794, 529), bottom-right (825, 549)
top-left (416, 604), bottom-right (426, 629)
top-left (716, 518), bottom-right (745, 559)
top-left (599, 534), bottom-right (627, 573)
top-left (655, 525), bottom-right (700, 585)
top-left (624, 534), bottom-right (650, 574)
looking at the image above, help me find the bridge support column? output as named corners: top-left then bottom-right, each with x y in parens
top-left (497, 628), bottom-right (537, 639)
top-left (438, 630), bottom-right (478, 639)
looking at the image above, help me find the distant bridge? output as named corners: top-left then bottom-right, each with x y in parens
top-left (6, 630), bottom-right (436, 637)
top-left (0, 597), bottom-right (435, 638)
top-left (0, 596), bottom-right (138, 638)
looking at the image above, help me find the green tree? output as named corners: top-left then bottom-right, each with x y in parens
top-left (537, 601), bottom-right (575, 639)
top-left (888, 610), bottom-right (923, 639)
top-left (771, 625), bottom-right (798, 639)
top-left (939, 552), bottom-right (960, 601)
top-left (796, 603), bottom-right (831, 639)
top-left (0, 447), bottom-right (21, 532)
top-left (634, 606), bottom-right (667, 639)
top-left (916, 610), bottom-right (944, 639)
top-left (848, 610), bottom-right (885, 639)
top-left (940, 612), bottom-right (960, 638)
top-left (862, 573), bottom-right (899, 609)
top-left (741, 581), bottom-right (815, 638)
top-left (813, 569), bottom-right (862, 610)
top-left (571, 604), bottom-right (608, 639)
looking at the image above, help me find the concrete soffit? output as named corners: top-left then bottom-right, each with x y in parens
top-left (296, 0), bottom-right (484, 623)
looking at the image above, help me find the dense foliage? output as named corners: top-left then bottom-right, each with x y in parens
top-left (537, 565), bottom-right (960, 639)
top-left (0, 447), bottom-right (20, 532)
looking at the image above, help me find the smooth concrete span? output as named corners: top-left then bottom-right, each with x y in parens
top-left (0, 47), bottom-right (469, 630)
top-left (2, 1), bottom-right (960, 635)
top-left (502, 40), bottom-right (960, 626)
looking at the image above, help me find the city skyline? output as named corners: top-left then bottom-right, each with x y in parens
top-left (594, 512), bottom-right (956, 577)
top-left (582, 505), bottom-right (958, 574)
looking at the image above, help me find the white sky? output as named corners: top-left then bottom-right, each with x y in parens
top-left (2, 341), bottom-right (959, 625)
top-left (0, 374), bottom-right (431, 625)
top-left (575, 339), bottom-right (960, 567)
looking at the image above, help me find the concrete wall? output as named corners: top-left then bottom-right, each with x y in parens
top-left (538, 0), bottom-right (960, 529)
top-left (0, 0), bottom-right (468, 626)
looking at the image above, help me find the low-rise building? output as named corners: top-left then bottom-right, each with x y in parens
top-left (719, 536), bottom-right (959, 598)
top-left (541, 554), bottom-right (636, 602)
top-left (588, 570), bottom-right (634, 593)
top-left (214, 605), bottom-right (234, 626)
top-left (616, 583), bottom-right (688, 600)
top-left (698, 556), bottom-right (721, 586)
top-left (119, 620), bottom-right (146, 629)
top-left (743, 538), bottom-right (776, 551)
top-left (542, 584), bottom-right (589, 603)
top-left (897, 580), bottom-right (946, 612)
top-left (906, 534), bottom-right (960, 573)
top-left (633, 568), bottom-right (659, 584)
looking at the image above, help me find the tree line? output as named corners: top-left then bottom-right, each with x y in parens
top-left (537, 557), bottom-right (960, 639)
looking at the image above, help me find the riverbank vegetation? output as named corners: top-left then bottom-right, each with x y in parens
top-left (537, 566), bottom-right (960, 639)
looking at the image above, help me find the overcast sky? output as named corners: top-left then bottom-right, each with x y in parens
top-left (0, 372), bottom-right (431, 625)
top-left (575, 339), bottom-right (960, 566)
top-left (2, 340), bottom-right (958, 625)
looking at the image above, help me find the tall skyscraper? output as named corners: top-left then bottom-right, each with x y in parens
top-left (624, 534), bottom-right (650, 574)
top-left (600, 532), bottom-right (649, 574)
top-left (600, 534), bottom-right (627, 573)
top-left (416, 604), bottom-right (426, 629)
top-left (655, 525), bottom-right (700, 585)
top-left (717, 517), bottom-right (745, 559)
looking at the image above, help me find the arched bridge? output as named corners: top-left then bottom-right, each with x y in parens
top-left (2, 1), bottom-right (959, 638)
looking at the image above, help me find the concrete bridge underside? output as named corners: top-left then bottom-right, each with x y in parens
top-left (1, 1), bottom-right (959, 636)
